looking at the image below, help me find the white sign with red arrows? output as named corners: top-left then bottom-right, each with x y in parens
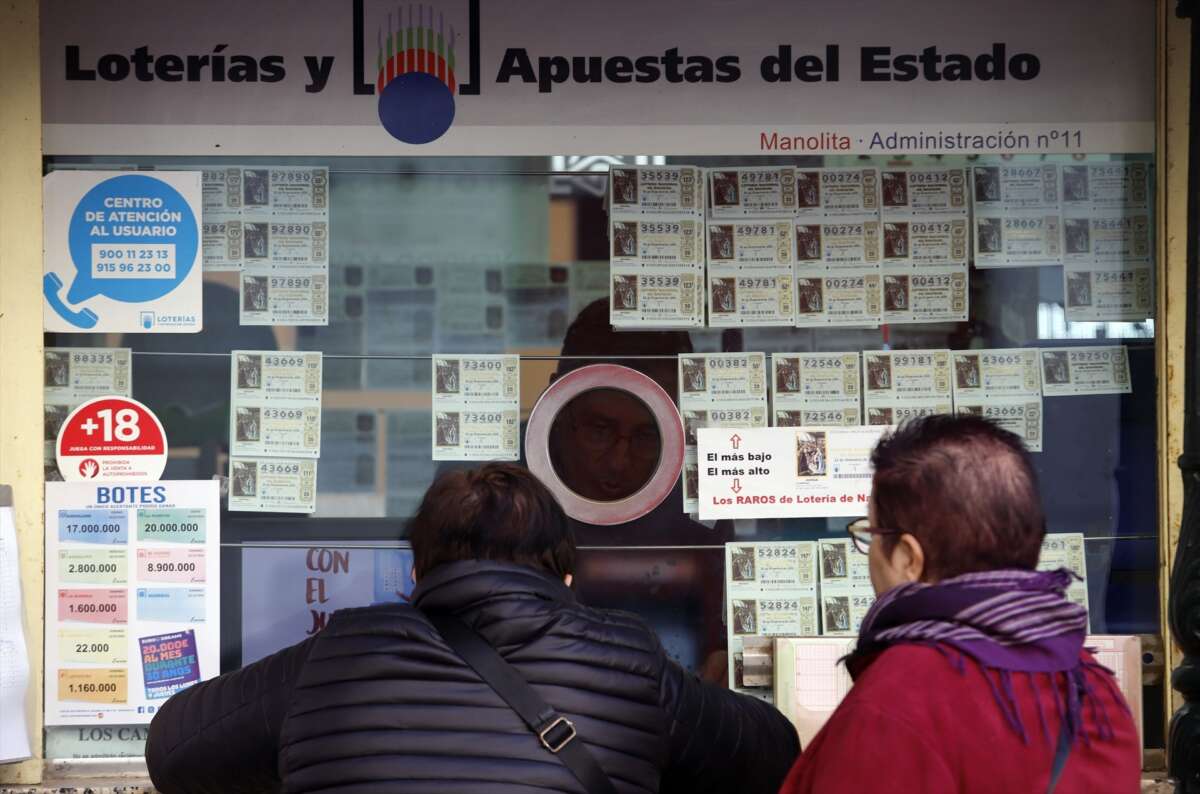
top-left (696, 425), bottom-right (889, 520)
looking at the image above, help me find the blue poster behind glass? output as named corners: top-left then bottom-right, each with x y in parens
top-left (240, 546), bottom-right (414, 664)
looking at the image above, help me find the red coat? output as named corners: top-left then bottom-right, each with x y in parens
top-left (779, 644), bottom-right (1141, 794)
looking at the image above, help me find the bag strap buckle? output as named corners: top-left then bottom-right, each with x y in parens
top-left (538, 716), bottom-right (577, 753)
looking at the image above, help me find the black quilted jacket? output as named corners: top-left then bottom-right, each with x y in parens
top-left (146, 560), bottom-right (799, 794)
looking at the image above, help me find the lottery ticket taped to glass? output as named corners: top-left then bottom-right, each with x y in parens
top-left (707, 270), bottom-right (796, 327)
top-left (610, 267), bottom-right (704, 328)
top-left (793, 168), bottom-right (882, 220)
top-left (227, 457), bottom-right (317, 514)
top-left (793, 271), bottom-right (882, 328)
top-left (678, 353), bottom-right (767, 405)
top-left (44, 348), bottom-right (131, 403)
top-left (706, 221), bottom-right (794, 266)
top-left (609, 166), bottom-right (703, 215)
top-left (726, 541), bottom-right (819, 593)
top-left (1063, 261), bottom-right (1154, 322)
top-left (771, 352), bottom-right (860, 413)
top-left (957, 397), bottom-right (1044, 452)
top-left (1060, 162), bottom-right (1151, 213)
top-left (709, 167), bottom-right (798, 217)
top-left (230, 404), bottom-right (321, 459)
top-left (862, 349), bottom-right (952, 407)
top-left (880, 167), bottom-right (969, 217)
top-left (879, 218), bottom-right (969, 267)
top-left (881, 267), bottom-right (968, 324)
top-left (1038, 533), bottom-right (1090, 621)
top-left (239, 272), bottom-right (329, 326)
top-left (951, 348), bottom-right (1042, 399)
top-left (201, 218), bottom-right (243, 271)
top-left (971, 164), bottom-right (1060, 213)
top-left (239, 220), bottom-right (328, 270)
top-left (609, 216), bottom-right (701, 267)
top-left (973, 213), bottom-right (1063, 268)
top-left (230, 351), bottom-right (322, 404)
top-left (238, 167), bottom-right (329, 219)
top-left (794, 220), bottom-right (883, 271)
top-left (1062, 213), bottom-right (1152, 268)
top-left (1040, 346), bottom-right (1132, 396)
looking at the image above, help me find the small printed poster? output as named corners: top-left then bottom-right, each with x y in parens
top-left (43, 170), bottom-right (202, 333)
top-left (44, 480), bottom-right (220, 725)
top-left (697, 425), bottom-right (885, 521)
top-left (139, 630), bottom-right (200, 700)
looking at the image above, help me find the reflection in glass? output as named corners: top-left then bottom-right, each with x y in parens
top-left (550, 388), bottom-right (662, 502)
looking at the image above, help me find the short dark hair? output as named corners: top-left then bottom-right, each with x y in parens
top-left (871, 414), bottom-right (1045, 580)
top-left (409, 463), bottom-right (576, 578)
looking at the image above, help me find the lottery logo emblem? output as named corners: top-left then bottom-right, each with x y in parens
top-left (364, 1), bottom-right (480, 145)
top-left (375, 5), bottom-right (460, 144)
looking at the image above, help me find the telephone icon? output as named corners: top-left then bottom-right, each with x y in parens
top-left (43, 272), bottom-right (99, 329)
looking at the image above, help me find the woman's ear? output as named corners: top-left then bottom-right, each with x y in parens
top-left (410, 567), bottom-right (418, 585)
top-left (893, 533), bottom-right (926, 583)
top-left (564, 573), bottom-right (574, 588)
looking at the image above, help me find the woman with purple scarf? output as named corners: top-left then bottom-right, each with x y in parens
top-left (779, 414), bottom-right (1140, 794)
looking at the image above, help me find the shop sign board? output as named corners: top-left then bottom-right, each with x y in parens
top-left (40, 0), bottom-right (1154, 156)
top-left (56, 397), bottom-right (168, 483)
top-left (43, 171), bottom-right (202, 333)
top-left (697, 425), bottom-right (886, 520)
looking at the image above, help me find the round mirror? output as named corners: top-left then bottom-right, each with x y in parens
top-left (527, 364), bottom-right (684, 525)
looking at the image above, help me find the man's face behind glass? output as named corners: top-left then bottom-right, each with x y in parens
top-left (551, 388), bottom-right (662, 502)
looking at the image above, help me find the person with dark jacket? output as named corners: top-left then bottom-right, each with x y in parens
top-left (146, 463), bottom-right (799, 794)
top-left (779, 415), bottom-right (1140, 794)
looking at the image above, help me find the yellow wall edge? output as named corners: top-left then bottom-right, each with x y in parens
top-left (0, 0), bottom-right (45, 784)
top-left (1158, 0), bottom-right (1190, 743)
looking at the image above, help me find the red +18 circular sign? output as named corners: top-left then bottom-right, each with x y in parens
top-left (56, 396), bottom-right (168, 482)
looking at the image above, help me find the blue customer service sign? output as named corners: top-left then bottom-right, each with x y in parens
top-left (44, 171), bottom-right (202, 333)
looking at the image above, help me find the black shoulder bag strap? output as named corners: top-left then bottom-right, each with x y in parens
top-left (426, 611), bottom-right (619, 794)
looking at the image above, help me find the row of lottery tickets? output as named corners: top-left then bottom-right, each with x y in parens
top-left (679, 346), bottom-right (1132, 511)
top-left (229, 353), bottom-right (524, 512)
top-left (42, 346), bottom-right (323, 514)
top-left (43, 348), bottom-right (521, 515)
top-left (43, 481), bottom-right (220, 726)
top-left (607, 163), bottom-right (1153, 329)
top-left (724, 535), bottom-right (1090, 700)
top-left (228, 350), bottom-right (323, 514)
top-left (154, 165), bottom-right (330, 326)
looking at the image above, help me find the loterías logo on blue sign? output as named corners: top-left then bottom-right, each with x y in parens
top-left (354, 0), bottom-right (480, 144)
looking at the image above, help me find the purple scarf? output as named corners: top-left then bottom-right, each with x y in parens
top-left (848, 568), bottom-right (1124, 747)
